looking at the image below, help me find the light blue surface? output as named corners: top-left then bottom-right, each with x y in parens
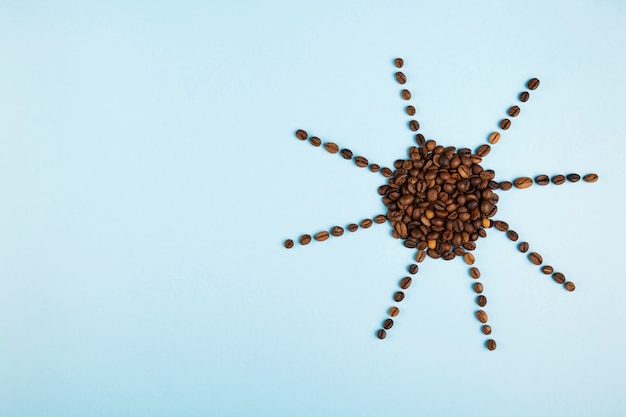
top-left (1, 1), bottom-right (625, 416)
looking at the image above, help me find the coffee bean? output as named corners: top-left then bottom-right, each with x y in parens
top-left (476, 310), bottom-right (488, 323)
top-left (518, 241), bottom-right (529, 253)
top-left (369, 164), bottom-right (381, 173)
top-left (374, 215), bottom-right (387, 224)
top-left (381, 167), bottom-right (393, 177)
top-left (464, 253), bottom-right (475, 265)
top-left (564, 281), bottom-right (576, 292)
top-left (347, 223), bottom-right (358, 232)
top-left (388, 306), bottom-right (400, 317)
top-left (551, 174), bottom-right (566, 185)
top-left (482, 324), bottom-right (492, 335)
top-left (488, 132), bottom-right (501, 144)
top-left (395, 72), bottom-right (407, 84)
top-left (500, 119), bottom-right (511, 130)
top-left (481, 218), bottom-right (491, 228)
top-left (284, 239), bottom-right (294, 249)
top-left (324, 142), bottom-right (339, 154)
top-left (473, 282), bottom-right (484, 293)
top-left (514, 177), bottom-right (533, 189)
top-left (470, 267), bottom-right (481, 279)
top-left (394, 58), bottom-right (404, 68)
top-left (383, 318), bottom-right (394, 329)
top-left (393, 291), bottom-right (405, 302)
top-left (315, 231), bottom-right (330, 241)
top-left (527, 78), bottom-right (540, 90)
top-left (541, 265), bottom-right (554, 274)
top-left (552, 272), bottom-right (566, 284)
top-left (442, 252), bottom-right (455, 260)
top-left (299, 234), bottom-right (312, 245)
top-left (415, 133), bottom-right (426, 147)
top-left (377, 329), bottom-right (387, 339)
top-left (566, 173), bottom-right (581, 182)
top-left (331, 226), bottom-right (344, 237)
top-left (295, 129), bottom-right (308, 140)
top-left (401, 89), bottom-right (411, 100)
top-left (494, 220), bottom-right (509, 232)
top-left (486, 339), bottom-right (497, 351)
top-left (399, 277), bottom-right (412, 289)
top-left (583, 173), bottom-right (599, 183)
top-left (528, 252), bottom-right (543, 265)
top-left (340, 148), bottom-right (353, 160)
top-left (507, 230), bottom-right (519, 241)
top-left (499, 181), bottom-right (513, 191)
top-left (360, 219), bottom-right (373, 228)
top-left (354, 156), bottom-right (368, 167)
top-left (309, 136), bottom-right (321, 147)
top-left (477, 295), bottom-right (487, 307)
top-left (408, 120), bottom-right (420, 131)
top-left (408, 264), bottom-right (419, 274)
top-left (535, 174), bottom-right (549, 186)
top-left (519, 91), bottom-right (530, 102)
top-left (406, 105), bottom-right (416, 116)
top-left (476, 144), bottom-right (491, 157)
top-left (415, 250), bottom-right (426, 263)
top-left (508, 106), bottom-right (521, 117)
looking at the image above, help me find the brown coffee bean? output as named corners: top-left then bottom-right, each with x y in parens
top-left (284, 239), bottom-right (294, 249)
top-left (414, 134), bottom-right (426, 147)
top-left (566, 173), bottom-right (581, 182)
top-left (476, 144), bottom-right (491, 157)
top-left (552, 272), bottom-right (566, 284)
top-left (476, 310), bottom-right (488, 323)
top-left (541, 265), bottom-right (554, 274)
top-left (400, 277), bottom-right (412, 289)
top-left (551, 174), bottom-right (566, 185)
top-left (519, 91), bottom-right (530, 102)
top-left (395, 72), bottom-right (407, 84)
top-left (381, 167), bottom-right (393, 177)
top-left (393, 291), bottom-right (405, 302)
top-left (401, 89), bottom-right (411, 100)
top-left (464, 253), bottom-right (475, 265)
top-left (409, 120), bottom-right (420, 131)
top-left (330, 226), bottom-right (344, 237)
top-left (406, 105), bottom-right (416, 116)
top-left (482, 324), bottom-right (492, 335)
top-left (470, 267), bottom-right (481, 279)
top-left (527, 78), bottom-right (540, 90)
top-left (324, 142), bottom-right (339, 154)
top-left (500, 119), bottom-right (511, 130)
top-left (315, 231), bottom-right (330, 241)
top-left (299, 234), bottom-right (312, 245)
top-left (340, 149), bottom-right (353, 160)
top-left (415, 250), bottom-right (426, 263)
top-left (508, 106), bottom-right (521, 117)
top-left (374, 215), bottom-right (386, 224)
top-left (295, 129), bottom-right (308, 140)
top-left (518, 241), bottom-right (529, 253)
top-left (347, 223), bottom-right (358, 232)
top-left (583, 173), bottom-right (599, 183)
top-left (564, 281), bottom-right (576, 292)
top-left (535, 174), bottom-right (549, 186)
top-left (388, 306), bottom-right (400, 317)
top-left (499, 181), bottom-right (513, 191)
top-left (488, 131), bottom-right (501, 144)
top-left (528, 252), bottom-right (543, 265)
top-left (507, 230), bottom-right (519, 241)
top-left (369, 164), bottom-right (380, 173)
top-left (473, 282), bottom-right (484, 293)
top-left (477, 295), bottom-right (487, 307)
top-left (514, 177), bottom-right (533, 189)
top-left (494, 220), bottom-right (509, 232)
top-left (309, 136), bottom-right (321, 147)
top-left (377, 329), bottom-right (387, 339)
top-left (486, 339), bottom-right (497, 351)
top-left (354, 156), bottom-right (368, 167)
top-left (383, 318), bottom-right (394, 329)
top-left (408, 264), bottom-right (419, 274)
top-left (360, 218), bottom-right (373, 228)
top-left (394, 58), bottom-right (404, 68)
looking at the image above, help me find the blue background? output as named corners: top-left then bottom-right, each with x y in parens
top-left (1, 1), bottom-right (625, 416)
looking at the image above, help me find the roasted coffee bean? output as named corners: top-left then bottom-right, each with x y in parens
top-left (354, 156), bottom-right (368, 167)
top-left (409, 120), bottom-right (420, 131)
top-left (464, 253), bottom-right (475, 265)
top-left (388, 306), bottom-right (400, 317)
top-left (374, 215), bottom-right (387, 224)
top-left (494, 220), bottom-right (509, 232)
top-left (442, 251), bottom-right (455, 260)
top-left (347, 223), bottom-right (358, 232)
top-left (383, 318), bottom-right (394, 329)
top-left (499, 181), bottom-right (513, 191)
top-left (315, 231), bottom-right (330, 241)
top-left (486, 339), bottom-right (497, 351)
top-left (477, 295), bottom-right (487, 307)
top-left (415, 133), bottom-right (426, 146)
top-left (482, 324), bottom-right (492, 335)
top-left (400, 277), bottom-right (412, 289)
top-left (295, 129), bottom-right (308, 140)
top-left (566, 173), bottom-right (581, 182)
top-left (564, 281), bottom-right (576, 292)
top-left (507, 230), bottom-right (519, 241)
top-left (381, 167), bottom-right (393, 177)
top-left (476, 144), bottom-right (491, 157)
top-left (514, 177), bottom-right (533, 189)
top-left (377, 329), bottom-right (387, 339)
top-left (284, 239), bottom-right (294, 249)
top-left (541, 265), bottom-right (554, 274)
top-left (415, 250), bottom-right (427, 263)
top-left (473, 282), bottom-right (484, 293)
top-left (583, 173), bottom-right (598, 183)
top-left (408, 264), bottom-right (419, 274)
top-left (527, 78), bottom-right (540, 90)
top-left (476, 310), bottom-right (488, 323)
top-left (518, 241), bottom-right (529, 253)
top-left (470, 267), bottom-right (481, 279)
top-left (331, 226), bottom-right (344, 237)
top-left (309, 136), bottom-right (321, 147)
top-left (406, 105), bottom-right (416, 116)
top-left (369, 164), bottom-right (380, 173)
top-left (360, 219), bottom-right (373, 228)
top-left (488, 132), bottom-right (501, 144)
top-left (528, 252), bottom-right (543, 265)
top-left (393, 291), bottom-right (405, 302)
top-left (340, 148), bottom-right (353, 160)
top-left (519, 91), bottom-right (530, 102)
top-left (395, 72), bottom-right (407, 84)
top-left (401, 89), bottom-right (411, 100)
top-left (551, 174), bottom-right (566, 185)
top-left (552, 272), bottom-right (566, 284)
top-left (299, 234), bottom-right (312, 245)
top-left (500, 119), bottom-right (511, 130)
top-left (394, 58), bottom-right (404, 68)
top-left (508, 106), bottom-right (521, 117)
top-left (535, 174), bottom-right (549, 186)
top-left (324, 142), bottom-right (339, 154)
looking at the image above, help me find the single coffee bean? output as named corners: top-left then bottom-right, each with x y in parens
top-left (369, 164), bottom-right (380, 173)
top-left (528, 252), bottom-right (543, 265)
top-left (519, 91), bottom-right (530, 102)
top-left (518, 241), bottom-right (529, 253)
top-left (551, 174), bottom-right (566, 185)
top-left (340, 148), bottom-right (353, 160)
top-left (476, 310), bottom-right (488, 323)
top-left (393, 291), bottom-right (405, 302)
top-left (284, 239), bottom-right (294, 249)
top-left (464, 253), bottom-right (475, 265)
top-left (377, 329), bottom-right (387, 339)
top-left (295, 129), bottom-right (308, 140)
top-left (406, 105), bottom-right (416, 116)
top-left (482, 324), bottom-right (492, 335)
top-left (508, 105), bottom-right (521, 117)
top-left (527, 78), bottom-right (540, 90)
top-left (470, 267), bottom-right (481, 279)
top-left (299, 234), bottom-right (312, 245)
top-left (415, 250), bottom-right (426, 263)
top-left (541, 265), bottom-right (554, 274)
top-left (488, 131), bottom-right (501, 144)
top-left (442, 251), bottom-right (455, 260)
top-left (394, 58), bottom-right (404, 68)
top-left (309, 136), bottom-right (321, 147)
top-left (354, 156), bottom-right (368, 167)
top-left (507, 230), bottom-right (519, 241)
top-left (500, 119), bottom-right (511, 130)
top-left (564, 281), bottom-right (576, 292)
top-left (583, 173), bottom-right (599, 183)
top-left (499, 181), bottom-right (513, 191)
top-left (486, 339), bottom-right (497, 351)
top-left (331, 226), bottom-right (344, 237)
top-left (535, 174), bottom-right (550, 186)
top-left (566, 173), bottom-right (581, 182)
top-left (360, 218), bottom-right (373, 228)
top-left (374, 215), bottom-right (387, 224)
top-left (324, 142), bottom-right (339, 154)
top-left (477, 295), bottom-right (487, 307)
top-left (381, 167), bottom-right (393, 177)
top-left (408, 264), bottom-right (419, 274)
top-left (383, 318), bottom-right (394, 329)
top-left (388, 306), bottom-right (400, 317)
top-left (494, 220), bottom-right (509, 232)
top-left (473, 282), bottom-right (484, 293)
top-left (401, 89), bottom-right (411, 100)
top-left (315, 231), bottom-right (330, 241)
top-left (400, 277), bottom-right (412, 289)
top-left (552, 272), bottom-right (566, 284)
top-left (409, 120), bottom-right (420, 131)
top-left (514, 177), bottom-right (533, 189)
top-left (347, 223), bottom-right (358, 232)
top-left (476, 144), bottom-right (491, 157)
top-left (415, 133), bottom-right (426, 147)
top-left (395, 72), bottom-right (407, 84)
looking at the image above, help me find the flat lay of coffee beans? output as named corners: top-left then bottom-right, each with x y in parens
top-left (284, 57), bottom-right (599, 351)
